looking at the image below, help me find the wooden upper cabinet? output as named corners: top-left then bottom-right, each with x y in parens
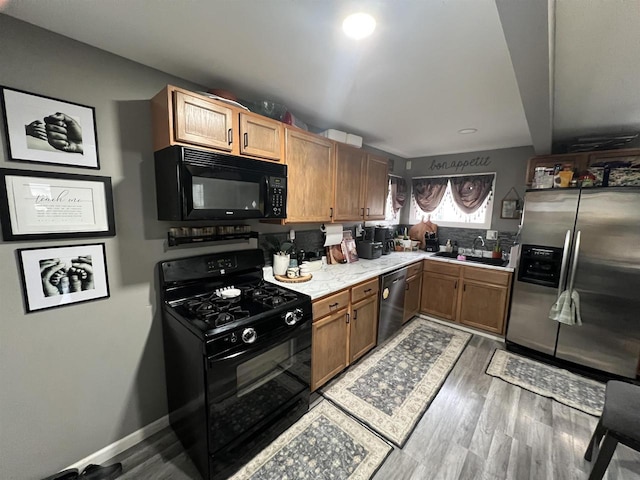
top-left (173, 90), bottom-right (235, 153)
top-left (239, 112), bottom-right (282, 161)
top-left (364, 154), bottom-right (389, 220)
top-left (525, 148), bottom-right (640, 186)
top-left (334, 143), bottom-right (366, 221)
top-left (285, 127), bottom-right (335, 223)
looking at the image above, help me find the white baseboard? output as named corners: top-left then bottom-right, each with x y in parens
top-left (417, 314), bottom-right (506, 343)
top-left (65, 414), bottom-right (170, 471)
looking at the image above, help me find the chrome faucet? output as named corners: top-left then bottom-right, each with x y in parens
top-left (472, 236), bottom-right (486, 253)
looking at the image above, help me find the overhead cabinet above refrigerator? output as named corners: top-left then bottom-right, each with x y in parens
top-left (507, 187), bottom-right (640, 378)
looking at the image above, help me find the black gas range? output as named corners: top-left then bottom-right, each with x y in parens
top-left (159, 249), bottom-right (312, 480)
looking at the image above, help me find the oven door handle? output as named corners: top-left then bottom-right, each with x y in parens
top-left (206, 321), bottom-right (309, 364)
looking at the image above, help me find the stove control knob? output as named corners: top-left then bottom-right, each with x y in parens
top-left (284, 311), bottom-right (296, 326)
top-left (242, 328), bottom-right (257, 344)
top-left (230, 333), bottom-right (238, 343)
top-left (293, 308), bottom-right (304, 321)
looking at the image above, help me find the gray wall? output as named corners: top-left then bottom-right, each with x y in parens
top-left (403, 146), bottom-right (534, 232)
top-left (0, 14), bottom-right (529, 480)
top-left (0, 15), bottom-right (403, 479)
top-left (0, 15), bottom-right (227, 479)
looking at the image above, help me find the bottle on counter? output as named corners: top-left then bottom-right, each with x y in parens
top-left (602, 164), bottom-right (610, 187)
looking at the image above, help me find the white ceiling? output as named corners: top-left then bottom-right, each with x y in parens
top-left (2, 0), bottom-right (639, 158)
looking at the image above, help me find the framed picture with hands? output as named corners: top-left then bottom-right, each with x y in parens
top-left (0, 86), bottom-right (99, 169)
top-left (17, 243), bottom-right (110, 313)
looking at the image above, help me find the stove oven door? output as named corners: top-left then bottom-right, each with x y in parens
top-left (205, 320), bottom-right (311, 476)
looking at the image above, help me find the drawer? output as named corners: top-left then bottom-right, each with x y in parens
top-left (462, 266), bottom-right (511, 286)
top-left (423, 259), bottom-right (460, 277)
top-left (407, 261), bottom-right (422, 278)
top-left (313, 289), bottom-right (350, 320)
top-left (351, 278), bottom-right (379, 303)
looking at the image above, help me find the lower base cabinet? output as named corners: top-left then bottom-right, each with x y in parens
top-left (420, 260), bottom-right (512, 335)
top-left (403, 261), bottom-right (423, 323)
top-left (311, 278), bottom-right (379, 391)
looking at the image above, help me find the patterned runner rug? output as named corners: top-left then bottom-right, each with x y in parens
top-left (229, 400), bottom-right (391, 480)
top-left (323, 318), bottom-right (471, 447)
top-left (486, 349), bottom-right (605, 416)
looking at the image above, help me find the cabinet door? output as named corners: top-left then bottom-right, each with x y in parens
top-left (457, 280), bottom-right (508, 334)
top-left (239, 112), bottom-right (282, 161)
top-left (403, 273), bottom-right (422, 323)
top-left (311, 308), bottom-right (349, 391)
top-left (420, 271), bottom-right (458, 321)
top-left (285, 128), bottom-right (335, 223)
top-left (173, 91), bottom-right (234, 152)
top-left (334, 143), bottom-right (365, 221)
top-left (349, 295), bottom-right (378, 363)
top-left (364, 154), bottom-right (389, 220)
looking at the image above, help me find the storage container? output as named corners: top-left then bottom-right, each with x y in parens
top-left (320, 129), bottom-right (348, 142)
top-left (346, 133), bottom-right (363, 148)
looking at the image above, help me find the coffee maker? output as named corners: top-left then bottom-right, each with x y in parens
top-left (374, 227), bottom-right (395, 255)
top-left (424, 231), bottom-right (439, 252)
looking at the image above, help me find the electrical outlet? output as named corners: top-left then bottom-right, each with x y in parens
top-left (406, 160), bottom-right (412, 170)
top-left (486, 230), bottom-right (498, 240)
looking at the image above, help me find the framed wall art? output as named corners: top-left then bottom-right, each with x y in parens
top-left (18, 243), bottom-right (110, 313)
top-left (0, 86), bottom-right (99, 169)
top-left (500, 187), bottom-right (522, 219)
top-left (0, 168), bottom-right (116, 241)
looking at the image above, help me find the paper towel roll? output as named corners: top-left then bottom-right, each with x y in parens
top-left (322, 224), bottom-right (343, 247)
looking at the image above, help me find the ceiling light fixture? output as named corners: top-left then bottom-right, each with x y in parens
top-left (458, 128), bottom-right (478, 135)
top-left (342, 13), bottom-right (376, 39)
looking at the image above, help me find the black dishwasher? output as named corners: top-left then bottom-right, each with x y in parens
top-left (378, 267), bottom-right (408, 344)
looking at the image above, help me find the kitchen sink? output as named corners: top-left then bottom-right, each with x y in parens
top-left (433, 251), bottom-right (507, 267)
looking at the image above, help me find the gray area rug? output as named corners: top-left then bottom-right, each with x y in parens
top-left (323, 318), bottom-right (472, 447)
top-left (486, 349), bottom-right (605, 416)
top-left (229, 400), bottom-right (391, 480)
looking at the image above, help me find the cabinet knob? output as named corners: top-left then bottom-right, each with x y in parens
top-left (346, 312), bottom-right (350, 324)
top-left (244, 132), bottom-right (248, 148)
top-left (227, 128), bottom-right (233, 145)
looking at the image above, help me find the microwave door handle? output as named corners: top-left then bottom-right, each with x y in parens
top-left (557, 229), bottom-right (572, 297)
top-left (567, 230), bottom-right (581, 292)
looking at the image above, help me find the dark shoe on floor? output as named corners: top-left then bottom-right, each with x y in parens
top-left (41, 469), bottom-right (79, 480)
top-left (79, 463), bottom-right (123, 480)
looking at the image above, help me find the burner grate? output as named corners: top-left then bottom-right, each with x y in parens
top-left (201, 307), bottom-right (251, 327)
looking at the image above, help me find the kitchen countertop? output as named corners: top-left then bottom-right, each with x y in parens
top-left (265, 251), bottom-right (514, 300)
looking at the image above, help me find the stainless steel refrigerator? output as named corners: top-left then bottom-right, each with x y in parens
top-left (507, 187), bottom-right (640, 378)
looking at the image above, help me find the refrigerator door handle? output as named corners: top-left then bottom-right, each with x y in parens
top-left (568, 230), bottom-right (581, 291)
top-left (558, 229), bottom-right (572, 297)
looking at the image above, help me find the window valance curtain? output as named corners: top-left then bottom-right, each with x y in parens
top-left (412, 177), bottom-right (448, 212)
top-left (450, 174), bottom-right (494, 214)
top-left (390, 176), bottom-right (407, 214)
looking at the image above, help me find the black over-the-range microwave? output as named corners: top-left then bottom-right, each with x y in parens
top-left (154, 146), bottom-right (287, 221)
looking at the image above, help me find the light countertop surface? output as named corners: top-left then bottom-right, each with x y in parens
top-left (265, 251), bottom-right (514, 300)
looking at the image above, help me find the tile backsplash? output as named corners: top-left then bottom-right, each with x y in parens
top-left (258, 225), bottom-right (518, 265)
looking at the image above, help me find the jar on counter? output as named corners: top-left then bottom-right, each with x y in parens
top-left (533, 167), bottom-right (554, 189)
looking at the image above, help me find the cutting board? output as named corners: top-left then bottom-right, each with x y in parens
top-left (274, 273), bottom-right (313, 283)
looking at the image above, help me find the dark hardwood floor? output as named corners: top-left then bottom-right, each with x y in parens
top-left (107, 333), bottom-right (640, 480)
